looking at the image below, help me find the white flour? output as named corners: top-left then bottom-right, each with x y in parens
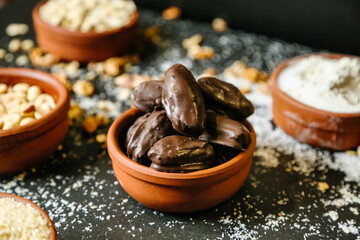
top-left (278, 55), bottom-right (360, 113)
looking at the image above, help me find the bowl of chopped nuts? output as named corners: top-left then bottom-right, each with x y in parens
top-left (0, 68), bottom-right (70, 175)
top-left (108, 64), bottom-right (256, 213)
top-left (32, 0), bottom-right (139, 62)
top-left (0, 192), bottom-right (57, 240)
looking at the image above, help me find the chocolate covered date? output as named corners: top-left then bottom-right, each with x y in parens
top-left (162, 64), bottom-right (206, 136)
top-left (199, 111), bottom-right (251, 150)
top-left (127, 110), bottom-right (173, 164)
top-left (125, 112), bottom-right (150, 147)
top-left (148, 135), bottom-right (215, 173)
top-left (197, 76), bottom-right (254, 121)
top-left (133, 80), bottom-right (163, 112)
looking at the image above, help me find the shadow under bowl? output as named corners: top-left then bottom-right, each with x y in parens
top-left (107, 108), bottom-right (256, 213)
top-left (0, 68), bottom-right (70, 175)
top-left (0, 192), bottom-right (57, 240)
top-left (32, 0), bottom-right (139, 62)
top-left (270, 53), bottom-right (360, 150)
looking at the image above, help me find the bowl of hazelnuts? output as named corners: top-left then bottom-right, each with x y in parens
top-left (107, 64), bottom-right (256, 213)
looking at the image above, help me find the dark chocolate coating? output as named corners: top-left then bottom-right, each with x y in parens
top-left (148, 135), bottom-right (215, 173)
top-left (162, 64), bottom-right (206, 136)
top-left (125, 112), bottom-right (150, 147)
top-left (127, 110), bottom-right (173, 164)
top-left (197, 76), bottom-right (254, 121)
top-left (199, 111), bottom-right (251, 150)
top-left (133, 80), bottom-right (163, 112)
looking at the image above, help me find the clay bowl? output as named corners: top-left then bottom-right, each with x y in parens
top-left (0, 68), bottom-right (70, 175)
top-left (107, 108), bottom-right (256, 213)
top-left (32, 0), bottom-right (139, 62)
top-left (271, 53), bottom-right (360, 150)
top-left (0, 192), bottom-right (57, 240)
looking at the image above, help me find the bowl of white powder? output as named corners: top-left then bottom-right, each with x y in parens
top-left (0, 192), bottom-right (57, 240)
top-left (270, 53), bottom-right (360, 150)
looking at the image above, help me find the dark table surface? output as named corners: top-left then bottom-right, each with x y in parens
top-left (0, 1), bottom-right (359, 239)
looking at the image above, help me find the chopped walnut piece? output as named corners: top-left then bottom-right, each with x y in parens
top-left (182, 34), bottom-right (202, 50)
top-left (162, 6), bottom-right (181, 20)
top-left (224, 61), bottom-right (247, 79)
top-left (104, 57), bottom-right (127, 76)
top-left (144, 26), bottom-right (161, 44)
top-left (73, 80), bottom-right (94, 96)
top-left (82, 116), bottom-right (98, 133)
top-left (241, 67), bottom-right (260, 82)
top-left (87, 62), bottom-right (105, 74)
top-left (317, 182), bottom-right (329, 192)
top-left (68, 104), bottom-right (83, 125)
top-left (187, 45), bottom-right (214, 60)
top-left (29, 47), bottom-right (59, 67)
top-left (212, 18), bottom-right (228, 33)
top-left (95, 114), bottom-right (109, 127)
top-left (114, 73), bottom-right (151, 90)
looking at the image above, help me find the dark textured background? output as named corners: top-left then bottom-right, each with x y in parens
top-left (0, 0), bottom-right (359, 239)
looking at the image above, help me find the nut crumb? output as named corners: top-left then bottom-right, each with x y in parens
top-left (29, 48), bottom-right (59, 67)
top-left (258, 82), bottom-right (271, 95)
top-left (162, 6), bottom-right (181, 20)
top-left (187, 45), bottom-right (214, 60)
top-left (52, 73), bottom-right (72, 91)
top-left (68, 104), bottom-right (83, 125)
top-left (182, 34), bottom-right (202, 50)
top-left (346, 150), bottom-right (357, 156)
top-left (82, 116), bottom-right (98, 133)
top-left (73, 80), bottom-right (94, 96)
top-left (8, 38), bottom-right (22, 53)
top-left (212, 18), bottom-right (227, 32)
top-left (0, 49), bottom-right (6, 59)
top-left (96, 133), bottom-right (107, 144)
top-left (114, 73), bottom-right (151, 90)
top-left (6, 23), bottom-right (29, 37)
top-left (21, 39), bottom-right (34, 52)
top-left (104, 57), bottom-right (127, 76)
top-left (357, 146), bottom-right (360, 158)
top-left (317, 182), bottom-right (329, 192)
top-left (144, 26), bottom-right (161, 44)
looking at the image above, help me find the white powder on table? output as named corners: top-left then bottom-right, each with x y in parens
top-left (278, 55), bottom-right (360, 113)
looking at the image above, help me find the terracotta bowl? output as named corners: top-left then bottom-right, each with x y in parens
top-left (107, 108), bottom-right (256, 213)
top-left (271, 53), bottom-right (360, 150)
top-left (0, 68), bottom-right (70, 175)
top-left (32, 0), bottom-right (139, 62)
top-left (0, 192), bottom-right (57, 240)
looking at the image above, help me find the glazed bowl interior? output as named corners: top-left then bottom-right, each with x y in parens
top-left (0, 68), bottom-right (68, 138)
top-left (0, 192), bottom-right (57, 240)
top-left (271, 53), bottom-right (360, 150)
top-left (108, 108), bottom-right (256, 185)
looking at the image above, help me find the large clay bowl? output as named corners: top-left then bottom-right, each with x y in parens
top-left (270, 53), bottom-right (360, 150)
top-left (32, 0), bottom-right (139, 62)
top-left (107, 108), bottom-right (256, 213)
top-left (0, 68), bottom-right (70, 175)
top-left (0, 192), bottom-right (57, 240)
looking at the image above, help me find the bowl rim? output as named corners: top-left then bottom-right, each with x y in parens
top-left (0, 68), bottom-right (69, 139)
top-left (33, 0), bottom-right (139, 38)
top-left (270, 52), bottom-right (360, 119)
top-left (0, 192), bottom-right (57, 240)
top-left (107, 107), bottom-right (256, 181)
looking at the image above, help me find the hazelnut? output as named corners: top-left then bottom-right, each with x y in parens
top-left (73, 80), bottom-right (94, 96)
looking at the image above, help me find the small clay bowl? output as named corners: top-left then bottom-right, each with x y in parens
top-left (0, 68), bottom-right (70, 175)
top-left (107, 108), bottom-right (256, 213)
top-left (271, 53), bottom-right (360, 150)
top-left (0, 192), bottom-right (57, 240)
top-left (32, 0), bottom-right (139, 62)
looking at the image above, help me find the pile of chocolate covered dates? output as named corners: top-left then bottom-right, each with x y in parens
top-left (126, 64), bottom-right (254, 173)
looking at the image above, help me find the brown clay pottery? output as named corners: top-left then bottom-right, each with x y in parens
top-left (32, 0), bottom-right (139, 62)
top-left (0, 68), bottom-right (70, 175)
top-left (0, 192), bottom-right (57, 240)
top-left (107, 108), bottom-right (256, 213)
top-left (271, 53), bottom-right (360, 150)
